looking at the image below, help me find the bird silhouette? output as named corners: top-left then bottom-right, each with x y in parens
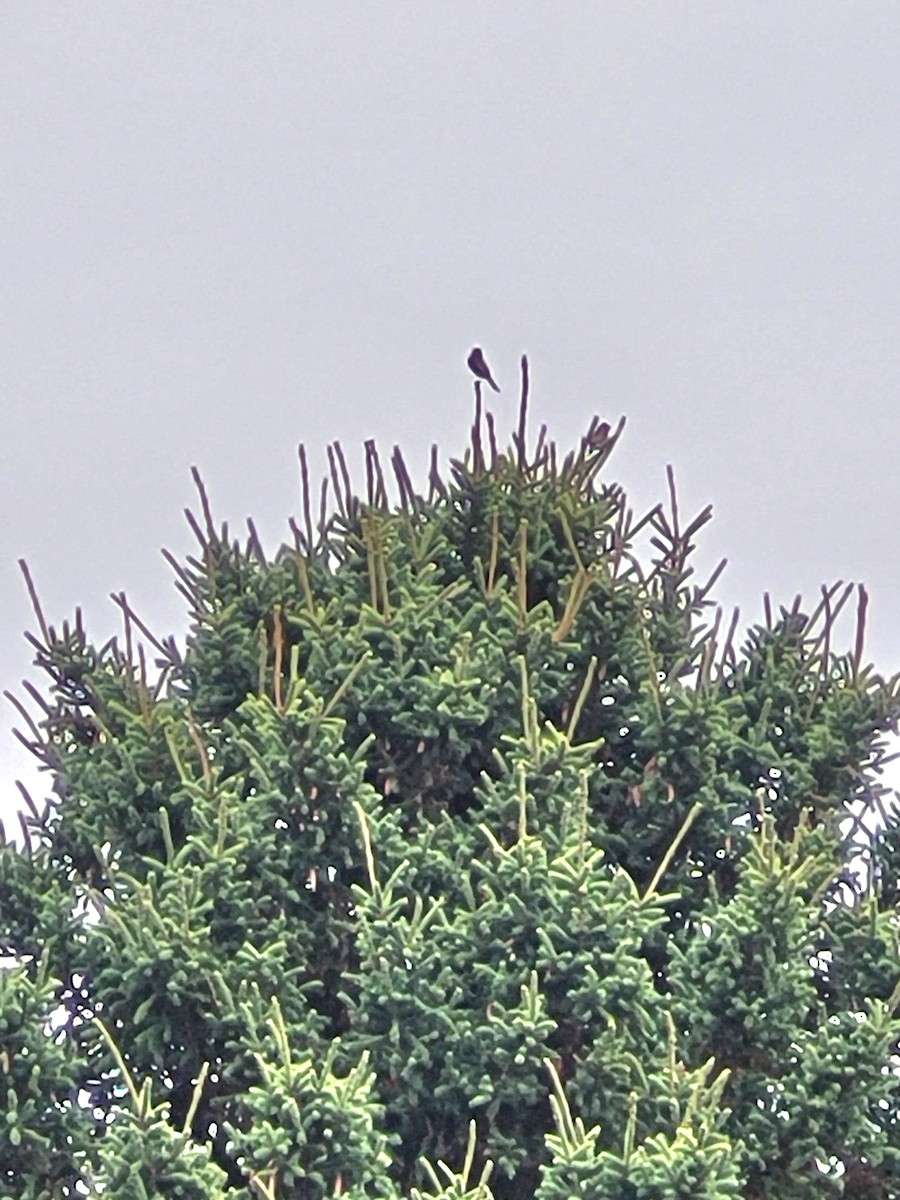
top-left (467, 347), bottom-right (500, 392)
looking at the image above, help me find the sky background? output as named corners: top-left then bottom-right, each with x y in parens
top-left (1, 4), bottom-right (898, 828)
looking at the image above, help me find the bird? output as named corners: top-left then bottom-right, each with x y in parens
top-left (467, 347), bottom-right (500, 392)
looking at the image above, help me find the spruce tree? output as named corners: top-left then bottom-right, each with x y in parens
top-left (2, 361), bottom-right (899, 1198)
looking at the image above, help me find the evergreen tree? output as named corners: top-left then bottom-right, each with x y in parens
top-left (2, 363), bottom-right (899, 1197)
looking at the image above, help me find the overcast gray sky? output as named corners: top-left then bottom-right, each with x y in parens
top-left (2, 4), bottom-right (899, 826)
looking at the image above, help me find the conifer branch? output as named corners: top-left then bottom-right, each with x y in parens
top-left (428, 443), bottom-right (447, 500)
top-left (354, 800), bottom-right (378, 891)
top-left (332, 440), bottom-right (354, 516)
top-left (190, 465), bottom-right (216, 543)
top-left (18, 558), bottom-right (51, 648)
top-left (515, 354), bottom-right (530, 473)
top-left (642, 800), bottom-right (702, 901)
top-left (185, 707), bottom-right (212, 783)
top-left (4, 688), bottom-right (44, 745)
top-left (293, 551), bottom-right (318, 623)
top-left (297, 443), bottom-right (314, 554)
top-left (256, 622), bottom-right (268, 697)
top-left (108, 592), bottom-right (170, 660)
top-left (158, 806), bottom-right (175, 863)
top-left (135, 644), bottom-right (151, 724)
top-left (485, 409), bottom-right (498, 466)
top-left (516, 519), bottom-right (528, 628)
top-left (94, 1018), bottom-right (141, 1111)
top-left (320, 651), bottom-right (372, 721)
top-left (553, 566), bottom-right (592, 643)
top-left (327, 443), bottom-right (347, 519)
top-left (854, 583), bottom-right (869, 678)
top-left (272, 604), bottom-right (284, 711)
top-left (180, 1061), bottom-right (209, 1136)
top-left (486, 508), bottom-right (500, 596)
top-left (246, 517), bottom-right (267, 565)
top-left (566, 656), bottom-right (598, 742)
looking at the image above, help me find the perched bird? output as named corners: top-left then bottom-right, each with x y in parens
top-left (467, 347), bottom-right (500, 392)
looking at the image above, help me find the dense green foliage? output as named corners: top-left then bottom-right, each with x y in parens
top-left (2, 386), bottom-right (900, 1198)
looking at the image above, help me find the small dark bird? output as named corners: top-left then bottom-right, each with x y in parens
top-left (587, 420), bottom-right (611, 449)
top-left (467, 347), bottom-right (500, 392)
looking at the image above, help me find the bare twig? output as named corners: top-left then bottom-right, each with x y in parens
top-left (18, 560), bottom-right (51, 647)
